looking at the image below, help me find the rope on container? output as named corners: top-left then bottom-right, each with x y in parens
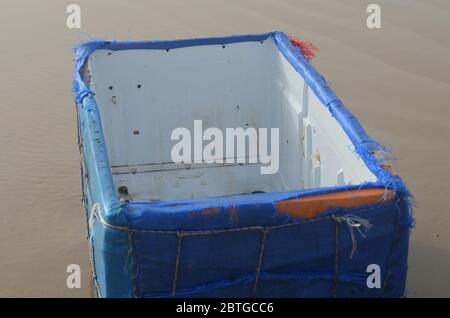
top-left (288, 36), bottom-right (319, 60)
top-left (90, 201), bottom-right (374, 297)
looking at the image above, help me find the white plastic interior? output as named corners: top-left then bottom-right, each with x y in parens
top-left (87, 39), bottom-right (376, 201)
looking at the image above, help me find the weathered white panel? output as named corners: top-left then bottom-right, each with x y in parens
top-left (87, 38), bottom-right (376, 201)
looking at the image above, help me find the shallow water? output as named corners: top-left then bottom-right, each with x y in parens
top-left (0, 0), bottom-right (449, 297)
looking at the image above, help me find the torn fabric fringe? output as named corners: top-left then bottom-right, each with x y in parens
top-left (333, 214), bottom-right (373, 259)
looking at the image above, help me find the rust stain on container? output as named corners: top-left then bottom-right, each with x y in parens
top-left (228, 206), bottom-right (238, 223)
top-left (276, 188), bottom-right (395, 220)
top-left (202, 207), bottom-right (220, 216)
top-left (192, 207), bottom-right (220, 217)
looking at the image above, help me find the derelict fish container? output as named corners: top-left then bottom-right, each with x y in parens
top-left (72, 32), bottom-right (414, 298)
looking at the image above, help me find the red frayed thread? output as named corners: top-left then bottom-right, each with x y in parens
top-left (288, 36), bottom-right (319, 60)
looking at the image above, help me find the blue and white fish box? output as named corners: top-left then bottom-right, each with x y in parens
top-left (72, 32), bottom-right (414, 298)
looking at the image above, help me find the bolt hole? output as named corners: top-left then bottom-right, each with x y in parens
top-left (222, 45), bottom-right (226, 48)
top-left (118, 186), bottom-right (129, 195)
top-left (133, 130), bottom-right (140, 135)
top-left (108, 86), bottom-right (113, 90)
top-left (137, 84), bottom-right (141, 88)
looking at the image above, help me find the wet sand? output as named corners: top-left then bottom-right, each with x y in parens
top-left (0, 0), bottom-right (449, 297)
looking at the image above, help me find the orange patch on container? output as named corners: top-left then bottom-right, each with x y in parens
top-left (276, 188), bottom-right (395, 220)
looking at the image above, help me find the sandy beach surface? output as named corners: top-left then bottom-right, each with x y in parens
top-left (0, 0), bottom-right (449, 297)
